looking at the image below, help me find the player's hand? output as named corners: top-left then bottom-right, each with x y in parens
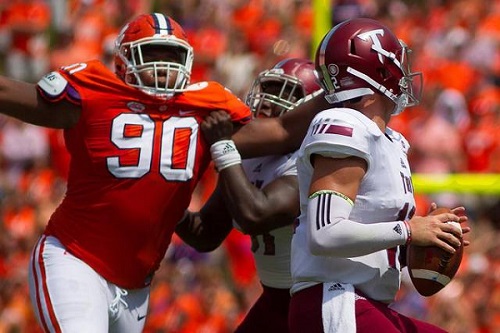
top-left (201, 110), bottom-right (233, 145)
top-left (408, 209), bottom-right (468, 253)
top-left (427, 203), bottom-right (471, 246)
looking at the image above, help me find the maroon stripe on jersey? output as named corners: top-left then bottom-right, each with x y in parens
top-left (37, 237), bottom-right (62, 333)
top-left (32, 236), bottom-right (51, 332)
top-left (325, 124), bottom-right (353, 137)
top-left (387, 247), bottom-right (397, 268)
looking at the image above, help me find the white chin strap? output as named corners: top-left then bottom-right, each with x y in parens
top-left (324, 67), bottom-right (408, 115)
top-left (324, 87), bottom-right (374, 104)
top-left (347, 67), bottom-right (399, 103)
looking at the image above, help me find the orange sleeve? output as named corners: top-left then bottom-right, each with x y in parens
top-left (219, 84), bottom-right (252, 125)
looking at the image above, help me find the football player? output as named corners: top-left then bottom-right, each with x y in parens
top-left (0, 13), bottom-right (251, 332)
top-left (176, 58), bottom-right (321, 333)
top-left (201, 18), bottom-right (471, 333)
top-left (286, 18), bottom-right (470, 333)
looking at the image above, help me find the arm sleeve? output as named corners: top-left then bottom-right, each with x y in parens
top-left (307, 191), bottom-right (409, 257)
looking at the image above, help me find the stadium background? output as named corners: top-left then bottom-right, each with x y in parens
top-left (0, 0), bottom-right (499, 332)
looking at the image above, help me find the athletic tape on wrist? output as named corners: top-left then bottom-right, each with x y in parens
top-left (210, 140), bottom-right (242, 171)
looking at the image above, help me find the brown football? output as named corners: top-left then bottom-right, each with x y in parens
top-left (406, 207), bottom-right (464, 297)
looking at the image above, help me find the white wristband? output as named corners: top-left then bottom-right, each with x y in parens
top-left (210, 140), bottom-right (242, 171)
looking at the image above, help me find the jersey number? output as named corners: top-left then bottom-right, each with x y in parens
top-left (107, 114), bottom-right (198, 181)
top-left (251, 233), bottom-right (276, 255)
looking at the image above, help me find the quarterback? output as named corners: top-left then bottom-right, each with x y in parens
top-left (287, 18), bottom-right (469, 333)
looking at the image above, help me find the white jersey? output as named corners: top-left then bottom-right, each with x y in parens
top-left (235, 153), bottom-right (298, 289)
top-left (291, 108), bottom-right (416, 303)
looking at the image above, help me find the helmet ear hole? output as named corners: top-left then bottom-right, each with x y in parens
top-left (349, 40), bottom-right (357, 55)
top-left (378, 67), bottom-right (391, 81)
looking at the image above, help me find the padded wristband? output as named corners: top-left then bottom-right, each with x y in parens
top-left (210, 140), bottom-right (242, 171)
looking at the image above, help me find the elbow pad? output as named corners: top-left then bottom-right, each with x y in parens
top-left (307, 191), bottom-right (408, 257)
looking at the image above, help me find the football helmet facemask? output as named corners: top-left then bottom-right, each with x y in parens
top-left (114, 13), bottom-right (194, 99)
top-left (246, 58), bottom-right (321, 118)
top-left (315, 18), bottom-right (422, 115)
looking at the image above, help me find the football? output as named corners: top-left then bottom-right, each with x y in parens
top-left (406, 207), bottom-right (464, 297)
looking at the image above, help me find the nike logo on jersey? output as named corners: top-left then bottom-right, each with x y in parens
top-left (137, 314), bottom-right (146, 321)
top-left (179, 110), bottom-right (195, 116)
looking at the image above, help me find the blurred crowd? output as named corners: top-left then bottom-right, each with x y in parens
top-left (0, 0), bottom-right (499, 332)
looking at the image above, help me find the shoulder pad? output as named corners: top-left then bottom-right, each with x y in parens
top-left (37, 72), bottom-right (69, 98)
top-left (184, 81), bottom-right (210, 92)
top-left (334, 108), bottom-right (382, 137)
top-left (303, 107), bottom-right (375, 165)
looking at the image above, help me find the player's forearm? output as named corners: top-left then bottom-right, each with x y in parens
top-left (232, 117), bottom-right (292, 158)
top-left (175, 186), bottom-right (234, 252)
top-left (233, 93), bottom-right (330, 158)
top-left (197, 189), bottom-right (234, 250)
top-left (219, 168), bottom-right (297, 234)
top-left (218, 167), bottom-right (273, 234)
top-left (308, 191), bottom-right (408, 257)
top-left (175, 211), bottom-right (232, 252)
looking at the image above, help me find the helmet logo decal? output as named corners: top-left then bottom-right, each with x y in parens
top-left (328, 64), bottom-right (339, 76)
top-left (357, 29), bottom-right (385, 64)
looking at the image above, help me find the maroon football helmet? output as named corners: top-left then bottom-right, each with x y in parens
top-left (246, 58), bottom-right (321, 118)
top-left (315, 18), bottom-right (422, 115)
top-left (114, 13), bottom-right (194, 98)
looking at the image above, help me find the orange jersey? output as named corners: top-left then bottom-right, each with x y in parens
top-left (39, 60), bottom-right (251, 288)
